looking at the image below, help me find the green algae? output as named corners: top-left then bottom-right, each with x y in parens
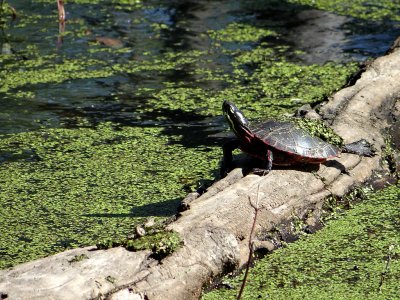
top-left (287, 0), bottom-right (400, 21)
top-left (1, 3), bottom-right (357, 116)
top-left (1, 0), bottom-right (396, 277)
top-left (0, 123), bottom-right (219, 269)
top-left (0, 57), bottom-right (114, 94)
top-left (239, 61), bottom-right (359, 119)
top-left (0, 14), bottom-right (361, 270)
top-left (294, 118), bottom-right (344, 147)
top-left (140, 40), bottom-right (358, 118)
top-left (97, 230), bottom-right (182, 260)
top-left (208, 23), bottom-right (277, 43)
top-left (202, 184), bottom-right (400, 300)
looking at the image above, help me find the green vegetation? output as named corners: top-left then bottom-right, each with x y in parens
top-left (0, 57), bottom-right (114, 94)
top-left (202, 185), bottom-right (400, 300)
top-left (294, 118), bottom-right (344, 147)
top-left (208, 23), bottom-right (277, 42)
top-left (97, 230), bottom-right (182, 260)
top-left (0, 48), bottom-right (357, 268)
top-left (0, 124), bottom-right (218, 268)
top-left (1, 0), bottom-right (398, 281)
top-left (288, 0), bottom-right (400, 21)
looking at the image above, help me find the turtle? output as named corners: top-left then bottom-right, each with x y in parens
top-left (221, 100), bottom-right (375, 176)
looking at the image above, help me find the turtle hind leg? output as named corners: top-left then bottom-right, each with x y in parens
top-left (252, 150), bottom-right (273, 176)
top-left (342, 139), bottom-right (376, 157)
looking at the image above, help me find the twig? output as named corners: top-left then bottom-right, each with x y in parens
top-left (56, 0), bottom-right (66, 48)
top-left (57, 0), bottom-right (65, 23)
top-left (237, 183), bottom-right (261, 300)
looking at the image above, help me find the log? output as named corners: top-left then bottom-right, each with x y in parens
top-left (1, 43), bottom-right (399, 300)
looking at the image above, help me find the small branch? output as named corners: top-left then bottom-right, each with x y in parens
top-left (237, 183), bottom-right (261, 300)
top-left (56, 0), bottom-right (66, 48)
top-left (57, 0), bottom-right (65, 23)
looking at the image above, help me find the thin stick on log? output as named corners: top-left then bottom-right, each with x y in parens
top-left (237, 183), bottom-right (261, 300)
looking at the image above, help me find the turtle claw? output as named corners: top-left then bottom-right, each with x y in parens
top-left (252, 151), bottom-right (273, 176)
top-left (252, 168), bottom-right (270, 176)
top-left (342, 139), bottom-right (376, 157)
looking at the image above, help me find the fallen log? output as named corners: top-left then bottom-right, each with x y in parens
top-left (0, 43), bottom-right (399, 300)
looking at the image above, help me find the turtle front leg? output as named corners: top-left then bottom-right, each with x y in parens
top-left (220, 139), bottom-right (241, 177)
top-left (253, 149), bottom-right (273, 176)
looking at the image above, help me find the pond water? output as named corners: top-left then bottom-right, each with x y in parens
top-left (0, 0), bottom-right (399, 269)
top-left (1, 0), bottom-right (398, 136)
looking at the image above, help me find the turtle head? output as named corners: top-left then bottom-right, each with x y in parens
top-left (222, 100), bottom-right (252, 139)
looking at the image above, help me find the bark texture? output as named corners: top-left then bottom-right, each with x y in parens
top-left (1, 45), bottom-right (399, 300)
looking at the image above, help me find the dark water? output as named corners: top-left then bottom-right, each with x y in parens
top-left (0, 0), bottom-right (399, 136)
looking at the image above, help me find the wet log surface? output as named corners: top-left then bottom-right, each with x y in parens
top-left (1, 45), bottom-right (399, 300)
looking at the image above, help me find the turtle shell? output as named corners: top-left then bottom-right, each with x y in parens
top-left (251, 121), bottom-right (339, 164)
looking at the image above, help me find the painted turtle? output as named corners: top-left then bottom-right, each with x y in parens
top-left (221, 100), bottom-right (375, 175)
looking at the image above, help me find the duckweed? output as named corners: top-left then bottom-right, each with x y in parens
top-left (1, 1), bottom-right (397, 281)
top-left (202, 185), bottom-right (400, 299)
top-left (0, 12), bottom-right (361, 269)
top-left (288, 0), bottom-right (400, 21)
top-left (97, 230), bottom-right (182, 260)
top-left (0, 123), bottom-right (219, 268)
top-left (294, 118), bottom-right (344, 147)
top-left (0, 57), bottom-right (114, 93)
top-left (208, 23), bottom-right (277, 43)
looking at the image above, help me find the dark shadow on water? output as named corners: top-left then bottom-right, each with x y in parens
top-left (0, 149), bottom-right (41, 164)
top-left (83, 197), bottom-right (182, 218)
top-left (45, 99), bottom-right (228, 148)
